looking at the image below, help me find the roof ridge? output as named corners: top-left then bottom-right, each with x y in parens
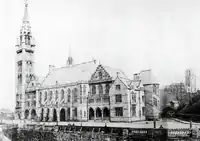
top-left (52, 60), bottom-right (96, 71)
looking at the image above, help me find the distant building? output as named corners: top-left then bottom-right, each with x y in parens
top-left (133, 70), bottom-right (160, 120)
top-left (185, 69), bottom-right (196, 93)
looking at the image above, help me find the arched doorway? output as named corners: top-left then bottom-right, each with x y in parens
top-left (31, 109), bottom-right (37, 119)
top-left (60, 108), bottom-right (65, 121)
top-left (96, 107), bottom-right (102, 120)
top-left (53, 109), bottom-right (57, 122)
top-left (46, 109), bottom-right (50, 122)
top-left (89, 108), bottom-right (94, 120)
top-left (25, 109), bottom-right (29, 119)
top-left (40, 109), bottom-right (44, 121)
top-left (103, 107), bottom-right (110, 120)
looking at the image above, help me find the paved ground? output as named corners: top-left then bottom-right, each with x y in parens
top-left (2, 119), bottom-right (200, 129)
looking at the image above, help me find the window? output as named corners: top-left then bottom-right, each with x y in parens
top-left (153, 97), bottom-right (157, 107)
top-left (105, 84), bottom-right (110, 94)
top-left (49, 91), bottom-right (53, 101)
top-left (73, 88), bottom-right (78, 103)
top-left (115, 94), bottom-right (122, 102)
top-left (61, 89), bottom-right (64, 101)
top-left (142, 107), bottom-right (145, 116)
top-left (142, 96), bottom-right (145, 103)
top-left (33, 101), bottom-right (36, 106)
top-left (55, 90), bottom-right (58, 101)
top-left (116, 85), bottom-right (120, 90)
top-left (153, 85), bottom-right (157, 93)
top-left (115, 107), bottom-right (123, 116)
top-left (83, 85), bottom-right (86, 95)
top-left (80, 110), bottom-right (82, 118)
top-left (99, 72), bottom-right (102, 80)
top-left (84, 111), bottom-right (86, 117)
top-left (44, 92), bottom-right (47, 101)
top-left (99, 84), bottom-right (103, 95)
top-left (132, 106), bottom-right (136, 116)
top-left (92, 85), bottom-right (96, 95)
top-left (132, 93), bottom-right (136, 103)
top-left (80, 85), bottom-right (82, 96)
top-left (67, 89), bottom-right (71, 102)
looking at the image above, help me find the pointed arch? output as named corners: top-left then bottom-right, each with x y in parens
top-left (89, 107), bottom-right (94, 120)
top-left (49, 91), bottom-right (53, 101)
top-left (96, 107), bottom-right (102, 119)
top-left (40, 108), bottom-right (44, 121)
top-left (60, 108), bottom-right (65, 121)
top-left (103, 107), bottom-right (110, 120)
top-left (99, 84), bottom-right (103, 95)
top-left (44, 91), bottom-right (47, 101)
top-left (46, 108), bottom-right (50, 122)
top-left (31, 109), bottom-right (37, 119)
top-left (53, 109), bottom-right (57, 122)
top-left (92, 85), bottom-right (96, 95)
top-left (105, 84), bottom-right (110, 94)
top-left (25, 109), bottom-right (29, 119)
top-left (61, 89), bottom-right (64, 101)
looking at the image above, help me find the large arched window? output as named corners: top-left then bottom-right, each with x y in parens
top-left (73, 88), bottom-right (78, 103)
top-left (49, 91), bottom-right (53, 101)
top-left (61, 89), bottom-right (64, 101)
top-left (105, 84), bottom-right (110, 94)
top-left (68, 89), bottom-right (71, 102)
top-left (99, 84), bottom-right (103, 95)
top-left (92, 85), bottom-right (96, 95)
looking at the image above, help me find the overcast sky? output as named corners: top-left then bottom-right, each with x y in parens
top-left (1, 0), bottom-right (200, 110)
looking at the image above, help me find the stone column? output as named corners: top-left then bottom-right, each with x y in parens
top-left (57, 108), bottom-right (60, 122)
top-left (101, 109), bottom-right (103, 121)
top-left (48, 108), bottom-right (53, 122)
top-left (94, 109), bottom-right (96, 121)
top-left (65, 108), bottom-right (68, 121)
top-left (43, 108), bottom-right (47, 122)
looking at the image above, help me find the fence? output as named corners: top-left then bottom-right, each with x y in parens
top-left (2, 124), bottom-right (200, 141)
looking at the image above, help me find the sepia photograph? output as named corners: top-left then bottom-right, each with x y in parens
top-left (1, 0), bottom-right (200, 140)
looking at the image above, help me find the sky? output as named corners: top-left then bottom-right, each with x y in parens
top-left (1, 0), bottom-right (200, 110)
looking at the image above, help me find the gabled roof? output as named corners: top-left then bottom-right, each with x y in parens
top-left (42, 61), bottom-right (98, 86)
top-left (103, 65), bottom-right (127, 80)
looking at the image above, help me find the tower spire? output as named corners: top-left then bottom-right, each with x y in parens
top-left (23, 0), bottom-right (29, 22)
top-left (66, 44), bottom-right (73, 67)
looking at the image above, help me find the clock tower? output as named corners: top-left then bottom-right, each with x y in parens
top-left (15, 1), bottom-right (36, 119)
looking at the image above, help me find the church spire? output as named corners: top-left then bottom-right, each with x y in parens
top-left (67, 44), bottom-right (73, 67)
top-left (23, 0), bottom-right (29, 22)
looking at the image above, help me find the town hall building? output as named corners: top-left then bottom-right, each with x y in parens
top-left (15, 2), bottom-right (160, 123)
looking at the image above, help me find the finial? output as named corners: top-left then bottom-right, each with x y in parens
top-left (25, 0), bottom-right (28, 7)
top-left (116, 72), bottom-right (120, 77)
top-left (23, 0), bottom-right (29, 22)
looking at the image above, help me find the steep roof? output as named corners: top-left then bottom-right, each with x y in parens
top-left (139, 69), bottom-right (159, 85)
top-left (42, 61), bottom-right (98, 86)
top-left (103, 65), bottom-right (127, 80)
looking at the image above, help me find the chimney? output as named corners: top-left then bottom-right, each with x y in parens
top-left (133, 73), bottom-right (140, 81)
top-left (49, 65), bottom-right (55, 73)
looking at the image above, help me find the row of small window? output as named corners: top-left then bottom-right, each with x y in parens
top-left (25, 101), bottom-right (36, 107)
top-left (39, 86), bottom-right (87, 102)
top-left (91, 84), bottom-right (110, 95)
top-left (115, 94), bottom-right (145, 103)
top-left (115, 107), bottom-right (145, 117)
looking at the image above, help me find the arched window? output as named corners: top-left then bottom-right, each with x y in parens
top-left (80, 85), bottom-right (82, 96)
top-left (49, 91), bottom-right (53, 101)
top-left (44, 91), bottom-right (47, 101)
top-left (99, 84), bottom-right (103, 95)
top-left (73, 88), bottom-right (78, 103)
top-left (68, 89), bottom-right (71, 102)
top-left (92, 85), bottom-right (96, 95)
top-left (83, 85), bottom-right (86, 95)
top-left (55, 90), bottom-right (58, 101)
top-left (105, 84), bottom-right (110, 94)
top-left (61, 89), bottom-right (64, 101)
top-left (99, 72), bottom-right (103, 80)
